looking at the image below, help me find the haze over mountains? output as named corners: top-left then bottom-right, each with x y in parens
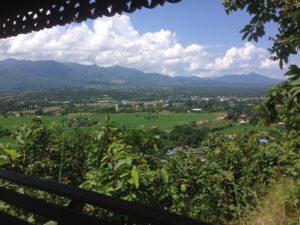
top-left (0, 58), bottom-right (281, 90)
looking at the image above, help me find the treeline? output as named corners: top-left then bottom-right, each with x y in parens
top-left (63, 117), bottom-right (98, 128)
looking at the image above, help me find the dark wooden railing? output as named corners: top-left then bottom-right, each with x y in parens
top-left (0, 169), bottom-right (212, 225)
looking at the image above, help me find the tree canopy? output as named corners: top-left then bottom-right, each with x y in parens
top-left (224, 0), bottom-right (300, 68)
top-left (224, 0), bottom-right (300, 130)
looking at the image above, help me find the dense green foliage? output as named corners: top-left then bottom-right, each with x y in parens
top-left (169, 124), bottom-right (210, 148)
top-left (64, 117), bottom-right (98, 128)
top-left (0, 127), bottom-right (11, 138)
top-left (0, 114), bottom-right (299, 224)
top-left (259, 65), bottom-right (300, 131)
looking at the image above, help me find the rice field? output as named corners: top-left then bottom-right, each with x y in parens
top-left (0, 112), bottom-right (273, 147)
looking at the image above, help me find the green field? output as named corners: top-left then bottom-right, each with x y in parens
top-left (0, 112), bottom-right (217, 146)
top-left (0, 136), bottom-right (15, 146)
top-left (0, 112), bottom-right (273, 147)
top-left (219, 124), bottom-right (273, 134)
top-left (86, 112), bottom-right (217, 130)
top-left (0, 112), bottom-right (217, 131)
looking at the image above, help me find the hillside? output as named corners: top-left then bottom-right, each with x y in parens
top-left (0, 58), bottom-right (281, 90)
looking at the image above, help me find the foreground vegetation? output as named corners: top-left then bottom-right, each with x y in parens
top-left (0, 112), bottom-right (299, 224)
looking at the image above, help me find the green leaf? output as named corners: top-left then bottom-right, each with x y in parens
top-left (6, 149), bottom-right (18, 161)
top-left (291, 78), bottom-right (300, 86)
top-left (291, 88), bottom-right (300, 98)
top-left (28, 215), bottom-right (35, 223)
top-left (44, 221), bottom-right (57, 225)
top-left (120, 172), bottom-right (129, 178)
top-left (285, 65), bottom-right (300, 76)
top-left (180, 184), bottom-right (187, 192)
top-left (160, 168), bottom-right (169, 184)
top-left (242, 31), bottom-right (249, 40)
top-left (115, 159), bottom-right (126, 170)
top-left (125, 156), bottom-right (132, 165)
top-left (131, 167), bottom-right (139, 189)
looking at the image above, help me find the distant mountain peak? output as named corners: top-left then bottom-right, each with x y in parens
top-left (0, 58), bottom-right (281, 90)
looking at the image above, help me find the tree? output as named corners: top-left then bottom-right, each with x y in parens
top-left (258, 65), bottom-right (300, 130)
top-left (224, 0), bottom-right (300, 68)
top-left (224, 0), bottom-right (300, 131)
top-left (0, 144), bottom-right (18, 168)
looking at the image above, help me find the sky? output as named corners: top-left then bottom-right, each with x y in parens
top-left (0, 0), bottom-right (298, 78)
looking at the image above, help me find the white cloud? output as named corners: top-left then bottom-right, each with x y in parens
top-left (206, 42), bottom-right (266, 71)
top-left (260, 58), bottom-right (279, 69)
top-left (0, 15), bottom-right (282, 77)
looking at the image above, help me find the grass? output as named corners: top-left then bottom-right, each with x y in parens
top-left (0, 116), bottom-right (63, 131)
top-left (0, 136), bottom-right (16, 147)
top-left (0, 113), bottom-right (274, 147)
top-left (0, 112), bottom-right (218, 146)
top-left (91, 112), bottom-right (217, 131)
top-left (241, 178), bottom-right (300, 225)
top-left (0, 112), bottom-right (218, 132)
top-left (219, 124), bottom-right (273, 135)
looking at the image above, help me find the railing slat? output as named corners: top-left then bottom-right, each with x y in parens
top-left (0, 169), bottom-right (211, 225)
top-left (0, 211), bottom-right (31, 225)
top-left (0, 187), bottom-right (119, 225)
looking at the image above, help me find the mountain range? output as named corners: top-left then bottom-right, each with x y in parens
top-left (0, 58), bottom-right (281, 90)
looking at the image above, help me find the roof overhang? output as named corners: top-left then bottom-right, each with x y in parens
top-left (0, 0), bottom-right (181, 39)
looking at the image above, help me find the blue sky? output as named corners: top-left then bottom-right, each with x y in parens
top-left (129, 1), bottom-right (256, 46)
top-left (128, 1), bottom-right (277, 49)
top-left (0, 0), bottom-right (298, 78)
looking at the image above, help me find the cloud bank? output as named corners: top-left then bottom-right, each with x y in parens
top-left (0, 15), bottom-right (281, 77)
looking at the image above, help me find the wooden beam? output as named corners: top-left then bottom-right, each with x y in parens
top-left (0, 211), bottom-right (31, 225)
top-left (0, 169), bottom-right (211, 225)
top-left (0, 187), bottom-right (118, 225)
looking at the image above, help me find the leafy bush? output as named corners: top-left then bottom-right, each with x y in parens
top-left (1, 117), bottom-right (299, 224)
top-left (0, 127), bottom-right (11, 138)
top-left (64, 117), bottom-right (98, 128)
